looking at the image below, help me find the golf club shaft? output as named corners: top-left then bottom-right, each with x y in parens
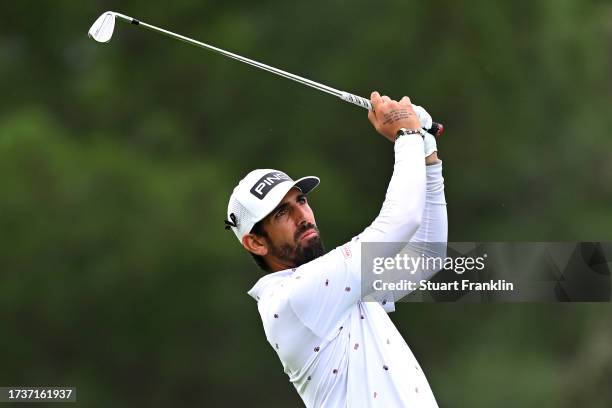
top-left (113, 13), bottom-right (443, 135)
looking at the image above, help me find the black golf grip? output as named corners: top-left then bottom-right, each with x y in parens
top-left (429, 122), bottom-right (445, 138)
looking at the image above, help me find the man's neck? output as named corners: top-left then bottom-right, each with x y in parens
top-left (267, 257), bottom-right (294, 272)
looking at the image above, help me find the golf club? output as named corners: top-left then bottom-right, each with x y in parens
top-left (88, 11), bottom-right (444, 137)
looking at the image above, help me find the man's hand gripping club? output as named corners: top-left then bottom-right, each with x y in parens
top-left (367, 91), bottom-right (439, 164)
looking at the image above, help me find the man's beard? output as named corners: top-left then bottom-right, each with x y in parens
top-left (268, 223), bottom-right (326, 268)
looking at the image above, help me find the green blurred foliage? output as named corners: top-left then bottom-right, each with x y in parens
top-left (1, 0), bottom-right (611, 406)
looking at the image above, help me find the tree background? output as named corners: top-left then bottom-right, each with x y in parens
top-left (1, 0), bottom-right (611, 406)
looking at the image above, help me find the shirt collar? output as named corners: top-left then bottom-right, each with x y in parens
top-left (247, 268), bottom-right (294, 301)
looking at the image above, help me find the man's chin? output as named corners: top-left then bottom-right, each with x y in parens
top-left (296, 236), bottom-right (325, 266)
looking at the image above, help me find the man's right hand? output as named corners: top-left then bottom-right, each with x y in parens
top-left (367, 91), bottom-right (422, 142)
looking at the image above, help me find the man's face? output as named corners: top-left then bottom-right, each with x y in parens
top-left (258, 188), bottom-right (325, 269)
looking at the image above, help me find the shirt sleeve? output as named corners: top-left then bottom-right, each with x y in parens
top-left (287, 135), bottom-right (427, 339)
top-left (355, 135), bottom-right (426, 245)
top-left (382, 161), bottom-right (448, 309)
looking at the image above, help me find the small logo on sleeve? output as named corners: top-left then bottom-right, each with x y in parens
top-left (341, 244), bottom-right (352, 259)
top-left (250, 171), bottom-right (291, 199)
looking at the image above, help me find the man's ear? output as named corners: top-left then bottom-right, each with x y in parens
top-left (242, 233), bottom-right (268, 256)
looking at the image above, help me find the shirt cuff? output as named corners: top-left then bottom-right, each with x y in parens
top-left (394, 131), bottom-right (424, 153)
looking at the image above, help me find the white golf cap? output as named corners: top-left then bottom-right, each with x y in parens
top-left (226, 169), bottom-right (320, 242)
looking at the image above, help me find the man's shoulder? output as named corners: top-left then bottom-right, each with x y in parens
top-left (299, 239), bottom-right (361, 271)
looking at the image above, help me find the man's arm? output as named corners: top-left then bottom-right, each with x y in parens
top-left (355, 92), bottom-right (427, 244)
top-left (384, 152), bottom-right (448, 304)
top-left (354, 107), bottom-right (448, 304)
top-left (411, 153), bottom-right (447, 246)
top-left (287, 93), bottom-right (429, 338)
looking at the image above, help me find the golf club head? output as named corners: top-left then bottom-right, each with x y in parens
top-left (88, 11), bottom-right (116, 43)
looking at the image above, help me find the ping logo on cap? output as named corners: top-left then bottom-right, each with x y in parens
top-left (250, 171), bottom-right (291, 199)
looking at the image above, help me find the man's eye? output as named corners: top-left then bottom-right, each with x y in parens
top-left (275, 208), bottom-right (287, 218)
top-left (298, 197), bottom-right (307, 204)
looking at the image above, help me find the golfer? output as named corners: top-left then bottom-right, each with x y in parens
top-left (225, 92), bottom-right (447, 407)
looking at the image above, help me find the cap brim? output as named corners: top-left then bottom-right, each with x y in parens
top-left (293, 176), bottom-right (320, 195)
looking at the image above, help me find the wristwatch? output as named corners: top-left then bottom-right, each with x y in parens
top-left (395, 128), bottom-right (426, 141)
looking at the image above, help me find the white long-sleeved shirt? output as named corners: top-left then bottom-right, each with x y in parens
top-left (248, 135), bottom-right (447, 407)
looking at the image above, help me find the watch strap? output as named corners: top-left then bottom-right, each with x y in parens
top-left (395, 128), bottom-right (425, 141)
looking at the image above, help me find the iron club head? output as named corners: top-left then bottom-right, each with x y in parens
top-left (88, 11), bottom-right (116, 43)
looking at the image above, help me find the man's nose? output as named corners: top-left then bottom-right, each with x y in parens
top-left (293, 206), bottom-right (309, 225)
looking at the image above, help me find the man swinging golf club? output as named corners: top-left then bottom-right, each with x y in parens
top-left (226, 92), bottom-right (448, 407)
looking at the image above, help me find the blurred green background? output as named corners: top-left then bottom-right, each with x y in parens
top-left (1, 0), bottom-right (611, 406)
